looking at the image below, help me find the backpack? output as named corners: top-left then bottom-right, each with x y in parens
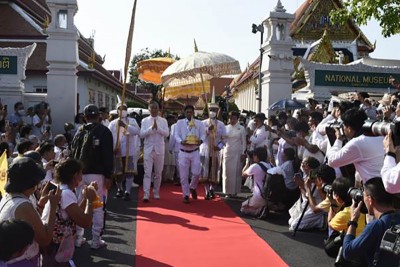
top-left (71, 123), bottom-right (99, 163)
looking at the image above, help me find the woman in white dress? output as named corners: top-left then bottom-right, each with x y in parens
top-left (222, 111), bottom-right (247, 197)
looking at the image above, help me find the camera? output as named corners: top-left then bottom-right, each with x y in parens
top-left (325, 121), bottom-right (345, 145)
top-left (348, 187), bottom-right (363, 203)
top-left (348, 187), bottom-right (368, 214)
top-left (379, 224), bottom-right (400, 257)
top-left (362, 119), bottom-right (400, 146)
top-left (323, 184), bottom-right (333, 195)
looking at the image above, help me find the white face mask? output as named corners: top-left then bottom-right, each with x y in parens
top-left (209, 111), bottom-right (216, 119)
top-left (18, 109), bottom-right (26, 116)
top-left (120, 110), bottom-right (127, 118)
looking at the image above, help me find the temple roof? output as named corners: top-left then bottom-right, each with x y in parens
top-left (0, 1), bottom-right (140, 100)
top-left (308, 30), bottom-right (338, 63)
top-left (290, 0), bottom-right (374, 52)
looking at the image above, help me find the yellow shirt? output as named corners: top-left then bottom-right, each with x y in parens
top-left (329, 206), bottom-right (366, 236)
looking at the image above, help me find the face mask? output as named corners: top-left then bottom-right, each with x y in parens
top-left (18, 109), bottom-right (26, 116)
top-left (284, 124), bottom-right (289, 130)
top-left (209, 111), bottom-right (216, 119)
top-left (120, 110), bottom-right (127, 118)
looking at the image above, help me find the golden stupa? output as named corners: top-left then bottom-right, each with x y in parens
top-left (184, 116), bottom-right (200, 145)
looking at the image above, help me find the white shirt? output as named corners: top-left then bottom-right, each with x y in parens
top-left (249, 125), bottom-right (268, 151)
top-left (168, 124), bottom-right (180, 153)
top-left (140, 115), bottom-right (169, 155)
top-left (174, 118), bottom-right (206, 151)
top-left (41, 158), bottom-right (54, 184)
top-left (32, 114), bottom-right (49, 139)
top-left (327, 135), bottom-right (385, 183)
top-left (42, 184), bottom-right (77, 221)
top-left (243, 161), bottom-right (272, 205)
top-left (108, 117), bottom-right (140, 156)
top-left (268, 160), bottom-right (297, 190)
top-left (381, 155), bottom-right (400, 194)
top-left (200, 118), bottom-right (226, 157)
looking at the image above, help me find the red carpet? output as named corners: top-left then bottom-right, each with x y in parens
top-left (135, 184), bottom-right (288, 267)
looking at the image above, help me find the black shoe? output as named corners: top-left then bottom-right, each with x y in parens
top-left (183, 196), bottom-right (190, 204)
top-left (190, 189), bottom-right (197, 200)
top-left (116, 190), bottom-right (123, 198)
top-left (205, 191), bottom-right (211, 200)
top-left (210, 189), bottom-right (216, 199)
top-left (123, 192), bottom-right (131, 201)
top-left (143, 197), bottom-right (149, 203)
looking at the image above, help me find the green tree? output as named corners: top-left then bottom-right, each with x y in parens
top-left (129, 48), bottom-right (179, 102)
top-left (330, 1), bottom-right (400, 37)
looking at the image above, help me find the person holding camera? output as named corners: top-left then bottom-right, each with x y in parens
top-left (342, 177), bottom-right (400, 267)
top-left (381, 131), bottom-right (400, 194)
top-left (288, 157), bottom-right (324, 231)
top-left (241, 147), bottom-right (272, 216)
top-left (324, 177), bottom-right (367, 265)
top-left (327, 108), bottom-right (385, 185)
top-left (328, 177), bottom-right (366, 237)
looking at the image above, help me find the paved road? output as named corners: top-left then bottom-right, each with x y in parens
top-left (73, 185), bottom-right (335, 267)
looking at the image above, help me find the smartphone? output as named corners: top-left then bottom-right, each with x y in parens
top-left (294, 172), bottom-right (303, 180)
top-left (47, 182), bottom-right (57, 192)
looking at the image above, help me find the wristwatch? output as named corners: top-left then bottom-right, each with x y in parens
top-left (347, 220), bottom-right (358, 228)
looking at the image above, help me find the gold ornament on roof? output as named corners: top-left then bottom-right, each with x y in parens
top-left (42, 15), bottom-right (50, 32)
top-left (88, 51), bottom-right (96, 69)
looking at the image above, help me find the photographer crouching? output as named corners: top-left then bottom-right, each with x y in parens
top-left (342, 178), bottom-right (400, 267)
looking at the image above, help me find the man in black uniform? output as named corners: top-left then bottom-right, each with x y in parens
top-left (71, 104), bottom-right (113, 249)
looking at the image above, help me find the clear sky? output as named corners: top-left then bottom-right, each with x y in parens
top-left (74, 0), bottom-right (400, 72)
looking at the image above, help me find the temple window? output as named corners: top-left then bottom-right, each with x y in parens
top-left (57, 10), bottom-right (68, 29)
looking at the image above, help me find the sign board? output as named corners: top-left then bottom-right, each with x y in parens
top-left (315, 70), bottom-right (400, 89)
top-left (0, 56), bottom-right (18, 74)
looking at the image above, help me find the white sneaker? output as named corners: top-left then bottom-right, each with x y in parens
top-left (75, 236), bottom-right (86, 248)
top-left (132, 182), bottom-right (139, 188)
top-left (153, 193), bottom-right (160, 199)
top-left (91, 239), bottom-right (107, 250)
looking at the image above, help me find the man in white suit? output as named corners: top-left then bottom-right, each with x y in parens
top-left (140, 101), bottom-right (169, 202)
top-left (174, 105), bottom-right (205, 203)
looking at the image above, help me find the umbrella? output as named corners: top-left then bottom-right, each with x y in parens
top-left (269, 98), bottom-right (305, 111)
top-left (161, 50), bottom-right (241, 89)
top-left (162, 80), bottom-right (211, 100)
top-left (137, 57), bottom-right (175, 85)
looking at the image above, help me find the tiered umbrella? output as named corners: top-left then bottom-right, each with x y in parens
top-left (136, 57), bottom-right (175, 85)
top-left (161, 43), bottom-right (241, 100)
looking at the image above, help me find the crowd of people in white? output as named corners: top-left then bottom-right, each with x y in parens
top-left (0, 89), bottom-right (400, 266)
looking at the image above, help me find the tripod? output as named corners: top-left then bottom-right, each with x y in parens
top-left (292, 184), bottom-right (316, 237)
